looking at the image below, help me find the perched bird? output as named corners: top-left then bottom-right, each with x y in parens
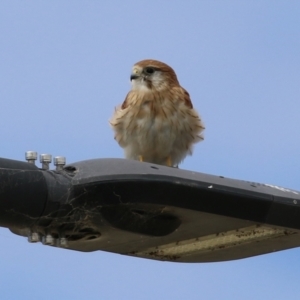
top-left (110, 59), bottom-right (205, 167)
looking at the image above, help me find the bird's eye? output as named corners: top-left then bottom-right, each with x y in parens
top-left (144, 67), bottom-right (155, 74)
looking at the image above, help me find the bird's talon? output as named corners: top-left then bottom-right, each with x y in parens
top-left (166, 157), bottom-right (172, 167)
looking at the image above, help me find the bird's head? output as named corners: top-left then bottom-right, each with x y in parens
top-left (130, 59), bottom-right (180, 91)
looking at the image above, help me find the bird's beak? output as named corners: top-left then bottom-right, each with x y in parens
top-left (130, 74), bottom-right (139, 81)
top-left (130, 67), bottom-right (141, 81)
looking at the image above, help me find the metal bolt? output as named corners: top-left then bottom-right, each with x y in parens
top-left (25, 151), bottom-right (38, 165)
top-left (42, 234), bottom-right (56, 246)
top-left (40, 154), bottom-right (52, 170)
top-left (28, 232), bottom-right (40, 243)
top-left (54, 156), bottom-right (66, 171)
top-left (58, 237), bottom-right (68, 248)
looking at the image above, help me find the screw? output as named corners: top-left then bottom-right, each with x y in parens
top-left (28, 232), bottom-right (40, 243)
top-left (58, 237), bottom-right (68, 248)
top-left (25, 151), bottom-right (38, 165)
top-left (40, 154), bottom-right (52, 170)
top-left (54, 156), bottom-right (66, 171)
top-left (42, 234), bottom-right (56, 245)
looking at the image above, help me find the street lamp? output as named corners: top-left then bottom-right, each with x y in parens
top-left (1, 152), bottom-right (299, 262)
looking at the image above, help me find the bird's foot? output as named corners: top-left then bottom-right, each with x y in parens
top-left (138, 155), bottom-right (144, 162)
top-left (166, 156), bottom-right (172, 167)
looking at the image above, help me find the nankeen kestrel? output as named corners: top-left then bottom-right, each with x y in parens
top-left (110, 59), bottom-right (205, 167)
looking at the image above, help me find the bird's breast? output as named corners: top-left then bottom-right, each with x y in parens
top-left (134, 97), bottom-right (172, 131)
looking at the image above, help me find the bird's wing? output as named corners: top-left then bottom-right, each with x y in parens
top-left (174, 87), bottom-right (193, 109)
top-left (120, 91), bottom-right (132, 109)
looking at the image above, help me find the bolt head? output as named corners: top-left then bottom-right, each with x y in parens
top-left (58, 237), bottom-right (68, 247)
top-left (28, 232), bottom-right (40, 243)
top-left (54, 156), bottom-right (66, 166)
top-left (25, 151), bottom-right (37, 160)
top-left (42, 234), bottom-right (55, 245)
top-left (40, 154), bottom-right (52, 163)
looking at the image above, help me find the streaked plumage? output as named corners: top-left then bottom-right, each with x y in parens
top-left (110, 59), bottom-right (205, 167)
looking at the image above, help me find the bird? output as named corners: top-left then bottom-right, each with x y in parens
top-left (109, 59), bottom-right (205, 167)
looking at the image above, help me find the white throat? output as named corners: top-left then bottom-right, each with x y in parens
top-left (131, 79), bottom-right (150, 91)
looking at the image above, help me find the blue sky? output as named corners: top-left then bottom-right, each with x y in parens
top-left (1, 1), bottom-right (300, 299)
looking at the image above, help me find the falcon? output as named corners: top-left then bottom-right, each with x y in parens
top-left (110, 59), bottom-right (205, 167)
